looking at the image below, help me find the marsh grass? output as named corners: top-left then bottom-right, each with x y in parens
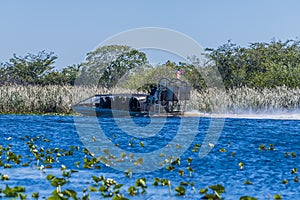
top-left (0, 85), bottom-right (101, 114)
top-left (0, 85), bottom-right (299, 114)
top-left (233, 86), bottom-right (300, 112)
top-left (185, 86), bottom-right (300, 113)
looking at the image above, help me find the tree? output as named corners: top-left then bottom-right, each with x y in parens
top-left (4, 51), bottom-right (57, 85)
top-left (0, 62), bottom-right (6, 85)
top-left (77, 45), bottom-right (147, 88)
top-left (175, 62), bottom-right (206, 91)
top-left (42, 64), bottom-right (81, 85)
top-left (205, 41), bottom-right (238, 89)
top-left (205, 39), bottom-right (300, 89)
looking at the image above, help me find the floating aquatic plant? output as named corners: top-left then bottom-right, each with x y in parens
top-left (239, 196), bottom-right (258, 200)
top-left (259, 144), bottom-right (267, 151)
top-left (273, 194), bottom-right (283, 199)
top-left (127, 178), bottom-right (147, 197)
top-left (178, 169), bottom-right (184, 176)
top-left (244, 180), bottom-right (252, 185)
top-left (2, 185), bottom-right (25, 198)
top-left (238, 162), bottom-right (244, 170)
top-left (294, 176), bottom-right (299, 182)
top-left (1, 123), bottom-right (300, 199)
top-left (175, 186), bottom-right (186, 196)
top-left (199, 184), bottom-right (225, 199)
top-left (31, 192), bottom-right (39, 199)
top-left (186, 166), bottom-right (194, 177)
top-left (291, 167), bottom-right (298, 174)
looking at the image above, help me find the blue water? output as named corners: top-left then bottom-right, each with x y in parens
top-left (0, 114), bottom-right (300, 199)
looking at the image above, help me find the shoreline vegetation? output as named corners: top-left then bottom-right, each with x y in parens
top-left (0, 85), bottom-right (299, 115)
top-left (1, 40), bottom-right (300, 115)
top-left (1, 41), bottom-right (300, 199)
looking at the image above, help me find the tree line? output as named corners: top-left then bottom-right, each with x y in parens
top-left (1, 39), bottom-right (300, 89)
top-left (0, 51), bottom-right (80, 86)
top-left (206, 39), bottom-right (300, 89)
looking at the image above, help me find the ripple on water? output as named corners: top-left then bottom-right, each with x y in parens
top-left (0, 114), bottom-right (300, 199)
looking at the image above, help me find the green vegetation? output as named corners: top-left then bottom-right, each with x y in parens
top-left (0, 84), bottom-right (298, 114)
top-left (1, 40), bottom-right (300, 89)
top-left (0, 39), bottom-right (300, 114)
top-left (1, 40), bottom-right (299, 198)
top-left (79, 45), bottom-right (147, 88)
top-left (0, 51), bottom-right (79, 86)
top-left (206, 40), bottom-right (300, 89)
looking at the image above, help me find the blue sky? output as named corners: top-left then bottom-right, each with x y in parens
top-left (1, 0), bottom-right (300, 68)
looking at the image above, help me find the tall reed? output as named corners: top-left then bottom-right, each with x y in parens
top-left (190, 86), bottom-right (300, 113)
top-left (0, 85), bottom-right (104, 114)
top-left (0, 85), bottom-right (299, 114)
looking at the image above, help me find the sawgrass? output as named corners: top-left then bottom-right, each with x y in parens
top-left (0, 85), bottom-right (299, 114)
top-left (191, 86), bottom-right (300, 113)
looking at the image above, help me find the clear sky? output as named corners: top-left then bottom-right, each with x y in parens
top-left (1, 0), bottom-right (300, 68)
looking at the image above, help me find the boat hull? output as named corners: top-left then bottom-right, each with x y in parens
top-left (72, 105), bottom-right (187, 118)
top-left (73, 105), bottom-right (150, 118)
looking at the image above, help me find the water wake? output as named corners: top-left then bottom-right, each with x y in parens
top-left (185, 110), bottom-right (300, 120)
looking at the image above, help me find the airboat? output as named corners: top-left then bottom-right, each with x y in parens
top-left (72, 78), bottom-right (192, 117)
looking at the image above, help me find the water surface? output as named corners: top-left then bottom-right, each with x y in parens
top-left (0, 114), bottom-right (300, 199)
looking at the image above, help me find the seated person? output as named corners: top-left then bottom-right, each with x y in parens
top-left (148, 85), bottom-right (157, 104)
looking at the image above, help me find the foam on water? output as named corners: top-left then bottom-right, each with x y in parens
top-left (186, 110), bottom-right (300, 120)
top-left (210, 113), bottom-right (300, 120)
